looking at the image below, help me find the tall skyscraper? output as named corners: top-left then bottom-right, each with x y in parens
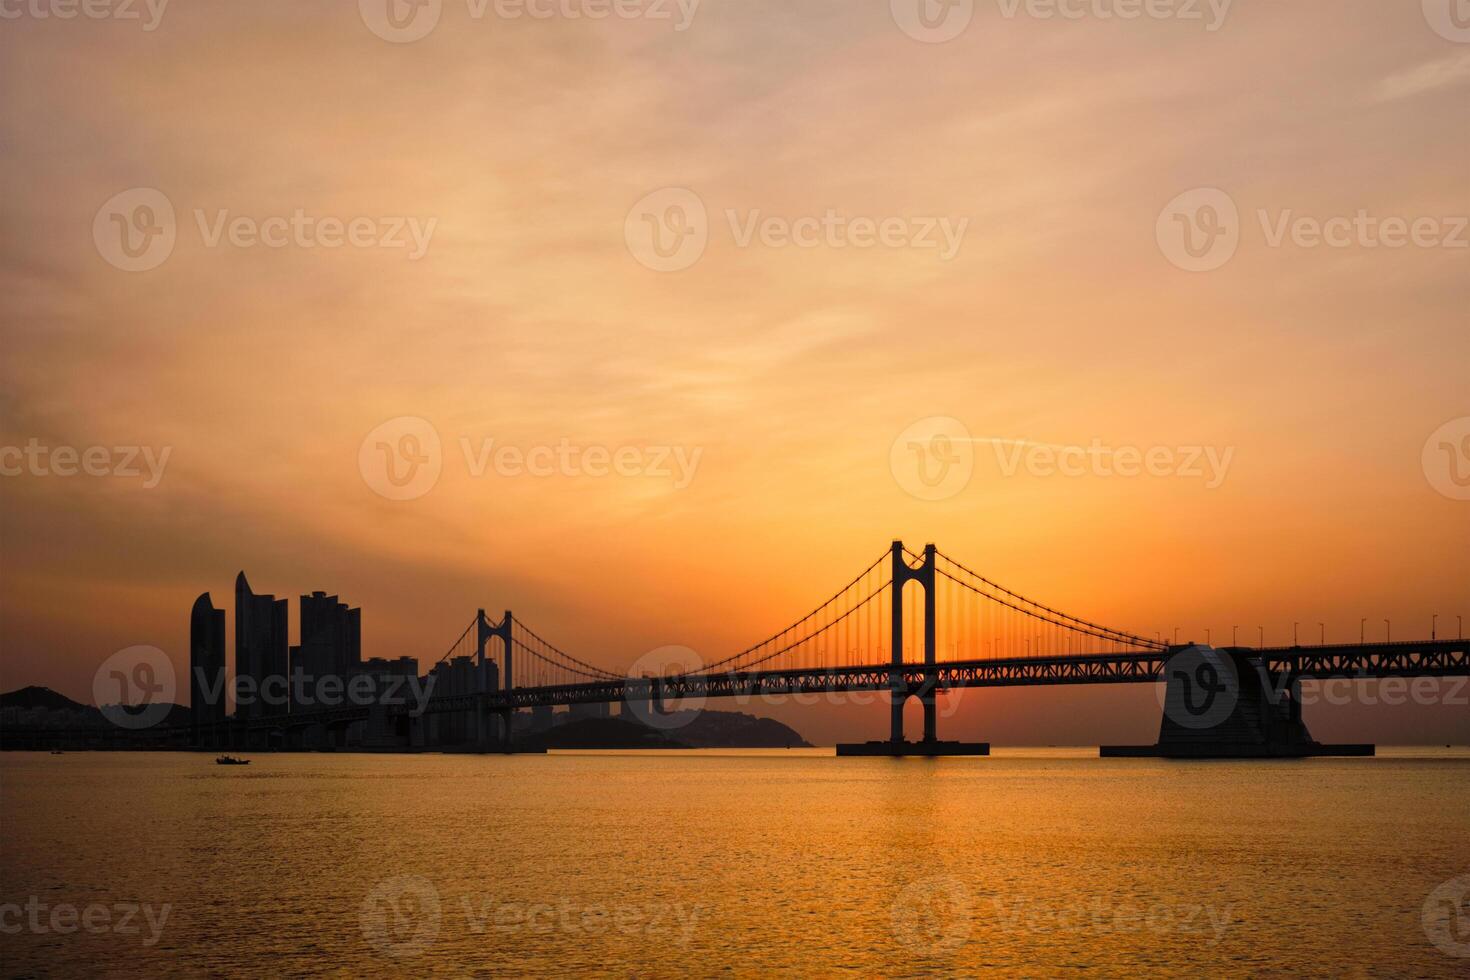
top-left (189, 592), bottom-right (226, 742)
top-left (293, 591), bottom-right (361, 711)
top-left (235, 572), bottom-right (288, 719)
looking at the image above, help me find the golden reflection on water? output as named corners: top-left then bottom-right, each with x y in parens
top-left (3, 749), bottom-right (1469, 976)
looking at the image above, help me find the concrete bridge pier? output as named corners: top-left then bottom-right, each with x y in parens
top-left (922, 688), bottom-right (939, 743)
top-left (1102, 647), bottom-right (1375, 759)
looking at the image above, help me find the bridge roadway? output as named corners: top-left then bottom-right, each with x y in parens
top-left (52, 639), bottom-right (1464, 744)
top-left (401, 638), bottom-right (1470, 717)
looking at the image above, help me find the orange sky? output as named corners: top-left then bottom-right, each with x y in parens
top-left (1, 1), bottom-right (1466, 744)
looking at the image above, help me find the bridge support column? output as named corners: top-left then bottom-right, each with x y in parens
top-left (1102, 647), bottom-right (1375, 759)
top-left (838, 542), bottom-right (988, 758)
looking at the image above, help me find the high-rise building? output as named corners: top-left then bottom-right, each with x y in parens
top-left (293, 591), bottom-right (361, 711)
top-left (422, 655), bottom-right (496, 746)
top-left (235, 572), bottom-right (288, 719)
top-left (189, 592), bottom-right (226, 741)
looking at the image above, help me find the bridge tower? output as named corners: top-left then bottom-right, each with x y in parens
top-left (839, 540), bottom-right (989, 757)
top-left (476, 609), bottom-right (514, 752)
top-left (889, 540), bottom-right (938, 743)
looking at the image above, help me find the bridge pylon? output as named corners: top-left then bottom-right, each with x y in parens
top-left (1102, 646), bottom-right (1375, 758)
top-left (476, 609), bottom-right (515, 752)
top-left (839, 540), bottom-right (989, 758)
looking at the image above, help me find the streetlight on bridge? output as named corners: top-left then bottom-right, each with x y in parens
top-left (1432, 614), bottom-right (1437, 640)
top-left (1360, 618), bottom-right (1366, 644)
top-left (1318, 622), bottom-right (1325, 645)
top-left (1385, 619), bottom-right (1391, 642)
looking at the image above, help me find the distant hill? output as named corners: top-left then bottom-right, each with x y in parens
top-left (1, 686), bottom-right (87, 712)
top-left (524, 710), bottom-right (811, 751)
top-left (1, 686), bottom-right (189, 732)
top-left (531, 717), bottom-right (689, 750)
top-left (672, 710), bottom-right (812, 748)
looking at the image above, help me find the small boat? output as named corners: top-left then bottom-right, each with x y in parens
top-left (50, 749), bottom-right (64, 755)
top-left (215, 755), bottom-right (250, 766)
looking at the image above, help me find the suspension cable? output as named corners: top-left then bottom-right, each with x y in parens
top-left (933, 550), bottom-right (1163, 649)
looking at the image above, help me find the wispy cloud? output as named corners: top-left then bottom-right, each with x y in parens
top-left (1373, 53), bottom-right (1470, 103)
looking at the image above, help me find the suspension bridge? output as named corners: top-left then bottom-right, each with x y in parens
top-left (402, 540), bottom-right (1469, 758)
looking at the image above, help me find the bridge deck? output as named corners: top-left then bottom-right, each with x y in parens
top-left (416, 639), bottom-right (1470, 714)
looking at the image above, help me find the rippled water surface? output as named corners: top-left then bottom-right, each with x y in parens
top-left (3, 748), bottom-right (1469, 976)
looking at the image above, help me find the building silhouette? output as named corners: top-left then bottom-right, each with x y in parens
top-left (189, 592), bottom-right (226, 742)
top-left (292, 591), bottom-right (361, 711)
top-left (235, 572), bottom-right (287, 720)
top-left (422, 655), bottom-right (495, 747)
